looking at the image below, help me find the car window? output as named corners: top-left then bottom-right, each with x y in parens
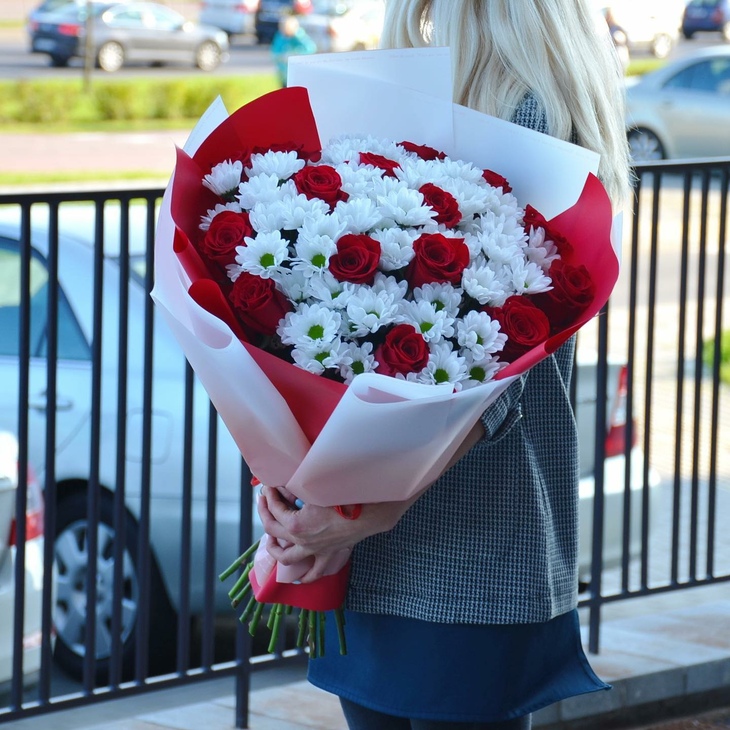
top-left (104, 7), bottom-right (145, 26)
top-left (0, 239), bottom-right (91, 361)
top-left (146, 4), bottom-right (184, 29)
top-left (664, 58), bottom-right (730, 94)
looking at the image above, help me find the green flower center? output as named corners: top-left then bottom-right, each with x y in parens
top-left (308, 324), bottom-right (325, 340)
top-left (469, 366), bottom-right (486, 382)
top-left (260, 253), bottom-right (275, 268)
top-left (352, 361), bottom-right (365, 375)
top-left (420, 321), bottom-right (434, 333)
top-left (433, 368), bottom-right (449, 384)
top-left (312, 253), bottom-right (327, 268)
top-left (315, 351), bottom-right (328, 364)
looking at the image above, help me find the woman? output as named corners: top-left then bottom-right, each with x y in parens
top-left (258, 1), bottom-right (632, 728)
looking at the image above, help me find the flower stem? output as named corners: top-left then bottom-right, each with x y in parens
top-left (249, 600), bottom-right (265, 637)
top-left (219, 540), bottom-right (260, 582)
top-left (334, 608), bottom-right (347, 655)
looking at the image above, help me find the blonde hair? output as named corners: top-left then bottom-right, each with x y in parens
top-left (380, 0), bottom-right (632, 209)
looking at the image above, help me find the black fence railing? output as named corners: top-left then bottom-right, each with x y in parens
top-left (578, 159), bottom-right (730, 653)
top-left (0, 159), bottom-right (728, 727)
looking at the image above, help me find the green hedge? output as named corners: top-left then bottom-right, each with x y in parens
top-left (704, 330), bottom-right (730, 385)
top-left (0, 75), bottom-right (279, 127)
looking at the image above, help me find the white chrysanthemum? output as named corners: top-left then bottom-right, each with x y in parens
top-left (321, 135), bottom-right (401, 165)
top-left (413, 282), bottom-right (463, 317)
top-left (280, 194), bottom-right (330, 231)
top-left (337, 163), bottom-right (388, 198)
top-left (392, 157), bottom-right (432, 189)
top-left (417, 341), bottom-right (467, 388)
top-left (332, 196), bottom-right (381, 233)
top-left (238, 175), bottom-right (296, 208)
top-left (233, 230), bottom-right (289, 278)
top-left (248, 201), bottom-right (290, 234)
top-left (199, 201), bottom-right (242, 231)
top-left (299, 209), bottom-right (348, 241)
top-left (307, 272), bottom-right (355, 309)
top-left (275, 268), bottom-right (312, 303)
top-left (203, 160), bottom-right (244, 199)
top-left (366, 174), bottom-right (409, 203)
top-left (509, 258), bottom-right (554, 295)
top-left (460, 352), bottom-right (506, 389)
top-left (291, 338), bottom-right (343, 375)
top-left (377, 187), bottom-right (435, 227)
top-left (246, 150), bottom-right (305, 180)
top-left (337, 340), bottom-right (378, 383)
top-left (370, 272), bottom-right (408, 301)
top-left (475, 213), bottom-right (528, 263)
top-left (344, 288), bottom-right (400, 337)
top-left (444, 177), bottom-right (492, 218)
top-left (438, 158), bottom-right (486, 185)
top-left (370, 227), bottom-right (415, 271)
top-left (455, 310), bottom-right (507, 360)
top-left (278, 302), bottom-right (342, 348)
top-left (398, 299), bottom-right (455, 343)
top-left (462, 263), bottom-right (510, 306)
top-left (525, 226), bottom-right (561, 271)
top-left (292, 236), bottom-right (337, 276)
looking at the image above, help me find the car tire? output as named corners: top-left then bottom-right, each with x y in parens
top-left (651, 33), bottom-right (673, 59)
top-left (682, 29), bottom-right (695, 40)
top-left (49, 54), bottom-right (70, 67)
top-left (52, 490), bottom-right (177, 683)
top-left (97, 41), bottom-right (125, 73)
top-left (627, 127), bottom-right (665, 163)
top-left (195, 41), bottom-right (222, 71)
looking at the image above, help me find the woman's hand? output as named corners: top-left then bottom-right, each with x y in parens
top-left (257, 486), bottom-right (413, 582)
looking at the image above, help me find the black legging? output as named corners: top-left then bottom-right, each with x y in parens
top-left (340, 698), bottom-right (532, 730)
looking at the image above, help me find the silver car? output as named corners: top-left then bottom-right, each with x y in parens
top-left (28, 0), bottom-right (229, 72)
top-left (626, 46), bottom-right (730, 162)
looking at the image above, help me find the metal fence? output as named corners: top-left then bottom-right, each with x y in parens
top-left (0, 158), bottom-right (728, 727)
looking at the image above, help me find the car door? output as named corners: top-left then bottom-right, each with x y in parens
top-left (0, 236), bottom-right (93, 481)
top-left (659, 57), bottom-right (730, 158)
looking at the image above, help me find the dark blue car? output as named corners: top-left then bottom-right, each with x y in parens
top-left (682, 0), bottom-right (730, 40)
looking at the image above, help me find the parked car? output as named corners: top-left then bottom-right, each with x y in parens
top-left (682, 0), bottom-right (730, 41)
top-left (255, 0), bottom-right (312, 44)
top-left (0, 203), bottom-right (262, 682)
top-left (298, 0), bottom-right (384, 53)
top-left (602, 0), bottom-right (685, 58)
top-left (28, 0), bottom-right (229, 72)
top-left (625, 46), bottom-right (730, 162)
top-left (0, 432), bottom-right (45, 697)
top-left (198, 0), bottom-right (259, 39)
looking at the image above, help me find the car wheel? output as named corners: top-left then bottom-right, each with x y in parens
top-left (97, 41), bottom-right (125, 73)
top-left (49, 54), bottom-right (70, 67)
top-left (722, 22), bottom-right (730, 42)
top-left (651, 33), bottom-right (673, 59)
top-left (627, 128), bottom-right (665, 163)
top-left (195, 41), bottom-right (222, 71)
top-left (682, 29), bottom-right (695, 40)
top-left (53, 490), bottom-right (177, 682)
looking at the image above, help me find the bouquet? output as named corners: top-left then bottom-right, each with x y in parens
top-left (152, 49), bottom-right (619, 657)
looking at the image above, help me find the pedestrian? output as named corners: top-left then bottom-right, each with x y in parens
top-left (270, 11), bottom-right (317, 88)
top-left (257, 1), bottom-right (632, 728)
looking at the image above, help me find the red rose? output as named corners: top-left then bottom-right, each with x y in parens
top-left (200, 211), bottom-right (253, 266)
top-left (375, 324), bottom-right (430, 377)
top-left (407, 232), bottom-right (469, 289)
top-left (228, 272), bottom-right (292, 336)
top-left (482, 169), bottom-right (513, 193)
top-left (484, 296), bottom-right (551, 363)
top-left (419, 183), bottom-right (462, 227)
top-left (532, 260), bottom-right (596, 331)
top-left (359, 152), bottom-right (401, 178)
top-left (523, 205), bottom-right (573, 258)
top-left (399, 140), bottom-right (446, 161)
top-left (328, 234), bottom-right (381, 285)
top-left (292, 165), bottom-right (348, 208)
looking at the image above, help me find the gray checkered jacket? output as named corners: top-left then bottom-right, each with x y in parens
top-left (345, 96), bottom-right (581, 624)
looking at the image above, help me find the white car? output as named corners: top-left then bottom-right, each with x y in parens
top-left (0, 203), bottom-right (263, 682)
top-left (0, 198), bottom-right (659, 678)
top-left (298, 0), bottom-right (384, 53)
top-left (625, 46), bottom-right (730, 162)
top-left (0, 432), bottom-right (45, 697)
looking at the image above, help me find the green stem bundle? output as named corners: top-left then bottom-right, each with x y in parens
top-left (219, 543), bottom-right (347, 657)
